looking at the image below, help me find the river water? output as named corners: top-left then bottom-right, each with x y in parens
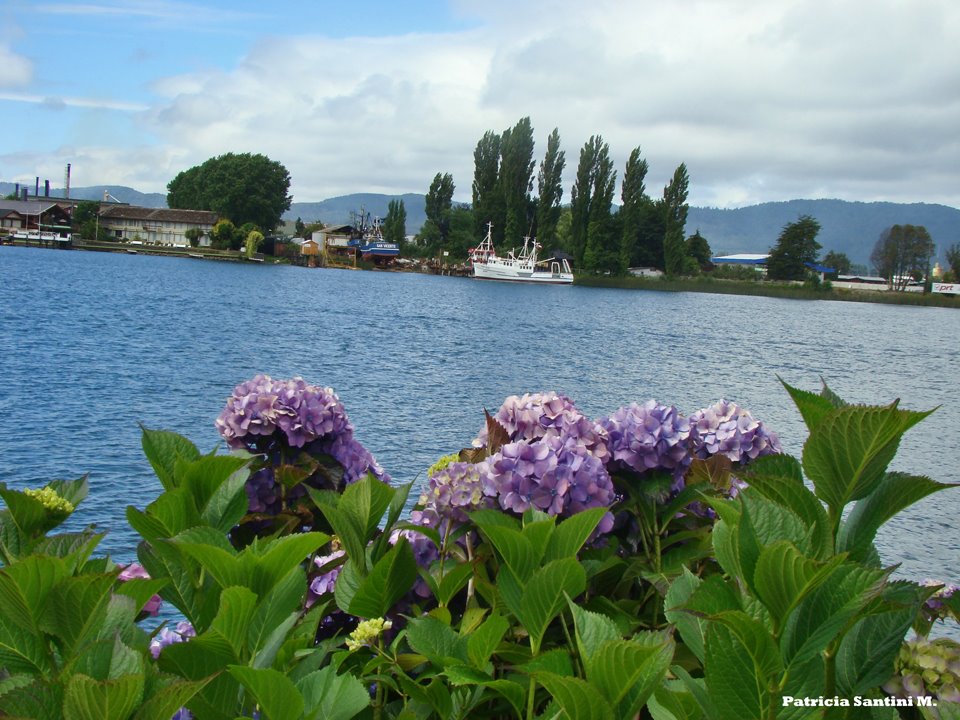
top-left (1, 245), bottom-right (958, 589)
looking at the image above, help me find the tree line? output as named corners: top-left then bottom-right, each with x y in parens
top-left (414, 118), bottom-right (710, 275)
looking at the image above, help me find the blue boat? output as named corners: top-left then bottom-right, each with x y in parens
top-left (350, 210), bottom-right (399, 262)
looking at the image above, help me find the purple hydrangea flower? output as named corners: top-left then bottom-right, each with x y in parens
top-left (476, 392), bottom-right (609, 464)
top-left (149, 621), bottom-right (195, 659)
top-left (599, 401), bottom-right (694, 483)
top-left (688, 399), bottom-right (781, 464)
top-left (307, 549), bottom-right (346, 603)
top-left (418, 461), bottom-right (497, 527)
top-left (482, 436), bottom-right (616, 525)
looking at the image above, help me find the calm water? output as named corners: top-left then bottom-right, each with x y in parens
top-left (2, 245), bottom-right (958, 587)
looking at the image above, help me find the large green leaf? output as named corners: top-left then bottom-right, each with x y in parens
top-left (228, 665), bottom-right (304, 720)
top-left (177, 455), bottom-right (250, 514)
top-left (535, 672), bottom-right (613, 720)
top-left (132, 677), bottom-right (214, 720)
top-left (62, 672), bottom-right (145, 720)
top-left (569, 599), bottom-right (622, 665)
top-left (802, 401), bottom-right (934, 515)
top-left (780, 377), bottom-right (846, 433)
top-left (159, 633), bottom-right (238, 719)
top-left (340, 474), bottom-right (395, 544)
top-left (780, 562), bottom-right (887, 668)
top-left (51, 573), bottom-right (118, 655)
top-left (209, 586), bottom-right (258, 658)
top-left (544, 508), bottom-right (607, 563)
top-left (0, 612), bottom-right (52, 674)
top-left (737, 491), bottom-right (811, 592)
top-left (520, 557), bottom-right (586, 655)
top-left (200, 465), bottom-right (250, 533)
top-left (589, 635), bottom-right (674, 714)
top-left (467, 612), bottom-right (509, 669)
top-left (140, 427), bottom-right (201, 491)
top-left (0, 554), bottom-right (69, 634)
top-left (837, 472), bottom-right (958, 562)
top-left (406, 614), bottom-right (470, 666)
top-left (309, 490), bottom-right (368, 575)
top-left (248, 568), bottom-right (307, 662)
top-left (471, 510), bottom-right (536, 583)
top-left (835, 582), bottom-right (922, 696)
top-left (253, 531), bottom-right (328, 596)
top-left (752, 541), bottom-right (845, 629)
top-left (345, 538), bottom-right (417, 618)
top-left (648, 679), bottom-right (705, 720)
top-left (297, 665), bottom-right (370, 720)
top-left (664, 568), bottom-right (707, 663)
top-left (0, 486), bottom-right (50, 539)
top-left (704, 619), bottom-right (775, 720)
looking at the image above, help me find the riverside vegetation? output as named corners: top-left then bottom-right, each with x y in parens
top-left (1, 376), bottom-right (959, 719)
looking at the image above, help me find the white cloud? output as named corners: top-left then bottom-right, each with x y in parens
top-left (9, 0), bottom-right (960, 208)
top-left (0, 45), bottom-right (33, 88)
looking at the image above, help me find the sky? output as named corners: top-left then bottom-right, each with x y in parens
top-left (2, 0), bottom-right (958, 209)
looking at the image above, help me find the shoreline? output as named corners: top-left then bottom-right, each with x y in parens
top-left (5, 237), bottom-right (957, 308)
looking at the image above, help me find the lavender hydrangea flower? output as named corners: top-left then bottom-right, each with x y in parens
top-left (216, 375), bottom-right (390, 517)
top-left (149, 621), bottom-right (195, 659)
top-left (418, 461), bottom-right (497, 528)
top-left (482, 436), bottom-right (616, 526)
top-left (688, 399), bottom-right (781, 464)
top-left (599, 401), bottom-right (694, 483)
top-left (476, 392), bottom-right (609, 463)
top-left (308, 550), bottom-right (346, 597)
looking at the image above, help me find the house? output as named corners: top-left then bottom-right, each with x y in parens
top-left (97, 206), bottom-right (218, 247)
top-left (0, 199), bottom-right (73, 236)
top-left (311, 224), bottom-right (357, 267)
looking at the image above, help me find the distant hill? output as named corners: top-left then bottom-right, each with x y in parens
top-left (5, 181), bottom-right (956, 266)
top-left (285, 193), bottom-right (427, 234)
top-left (687, 200), bottom-right (960, 267)
top-left (0, 182), bottom-right (167, 208)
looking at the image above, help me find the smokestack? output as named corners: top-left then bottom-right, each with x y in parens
top-left (14, 183), bottom-right (19, 197)
top-left (65, 163), bottom-right (71, 200)
top-left (35, 177), bottom-right (40, 196)
top-left (44, 180), bottom-right (50, 197)
top-left (21, 188), bottom-right (28, 201)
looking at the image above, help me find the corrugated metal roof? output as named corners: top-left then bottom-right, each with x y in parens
top-left (711, 253), bottom-right (769, 264)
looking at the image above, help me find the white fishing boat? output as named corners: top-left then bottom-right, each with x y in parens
top-left (468, 223), bottom-right (573, 284)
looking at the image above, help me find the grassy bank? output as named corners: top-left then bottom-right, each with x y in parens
top-left (576, 274), bottom-right (960, 308)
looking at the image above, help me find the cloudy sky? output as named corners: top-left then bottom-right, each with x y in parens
top-left (2, 0), bottom-right (958, 208)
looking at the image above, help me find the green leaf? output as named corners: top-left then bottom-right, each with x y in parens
top-left (406, 614), bottom-right (470, 665)
top-left (704, 617), bottom-right (776, 720)
top-left (140, 427), bottom-right (201, 491)
top-left (200, 466), bottom-right (250, 533)
top-left (664, 568), bottom-right (707, 663)
top-left (297, 666), bottom-right (370, 720)
top-left (52, 573), bottom-right (118, 654)
top-left (132, 677), bottom-right (215, 720)
top-left (752, 541), bottom-right (845, 628)
top-left (228, 665), bottom-right (304, 720)
top-left (648, 680), bottom-right (705, 720)
top-left (248, 568), bottom-right (307, 661)
top-left (780, 562), bottom-right (887, 668)
top-left (63, 673), bottom-right (145, 720)
top-left (520, 557), bottom-right (586, 655)
top-left (589, 635), bottom-right (674, 713)
top-left (780, 377), bottom-right (845, 432)
top-left (838, 472), bottom-right (958, 562)
top-left (467, 612), bottom-right (509, 669)
top-left (209, 586), bottom-right (258, 658)
top-left (251, 611), bottom-right (299, 670)
top-left (253, 531), bottom-right (328, 595)
top-left (835, 582), bottom-right (923, 696)
top-left (0, 612), bottom-right (52, 674)
top-left (346, 538), bottom-right (417, 618)
top-left (568, 599), bottom-right (622, 665)
top-left (802, 401), bottom-right (934, 515)
top-left (0, 486), bottom-right (50, 538)
top-left (544, 508), bottom-right (607, 563)
top-left (535, 672), bottom-right (613, 720)
top-left (0, 554), bottom-right (70, 633)
top-left (310, 489), bottom-right (368, 575)
top-left (471, 511), bottom-right (536, 583)
top-left (435, 560), bottom-right (475, 607)
top-left (521, 516), bottom-right (555, 566)
top-left (159, 634), bottom-right (239, 718)
top-left (710, 519), bottom-right (740, 578)
top-left (114, 577), bottom-right (168, 617)
top-left (33, 530), bottom-right (105, 571)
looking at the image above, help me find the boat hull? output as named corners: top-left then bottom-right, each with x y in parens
top-left (473, 261), bottom-right (573, 284)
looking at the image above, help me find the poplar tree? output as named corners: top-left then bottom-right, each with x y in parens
top-left (536, 128), bottom-right (565, 251)
top-left (572, 136), bottom-right (617, 273)
top-left (662, 163), bottom-right (692, 275)
top-left (619, 147), bottom-right (649, 273)
top-left (384, 199), bottom-right (407, 250)
top-left (472, 131), bottom-right (502, 241)
top-left (499, 117), bottom-right (536, 247)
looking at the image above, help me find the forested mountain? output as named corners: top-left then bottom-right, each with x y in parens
top-left (687, 199), bottom-right (960, 266)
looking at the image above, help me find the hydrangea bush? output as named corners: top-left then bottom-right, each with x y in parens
top-left (0, 376), bottom-right (956, 720)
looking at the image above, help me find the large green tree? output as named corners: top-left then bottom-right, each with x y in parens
top-left (571, 135), bottom-right (617, 271)
top-left (167, 152), bottom-right (291, 231)
top-left (661, 163), bottom-right (694, 276)
top-left (821, 250), bottom-right (851, 278)
top-left (535, 128), bottom-right (565, 251)
top-left (420, 173), bottom-right (455, 250)
top-left (499, 117), bottom-right (536, 246)
top-left (384, 199), bottom-right (407, 251)
top-left (686, 230), bottom-right (712, 270)
top-left (619, 147), bottom-right (650, 273)
top-left (945, 243), bottom-right (960, 281)
top-left (767, 215), bottom-right (822, 281)
top-left (870, 224), bottom-right (935, 290)
top-left (471, 130), bottom-right (503, 241)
